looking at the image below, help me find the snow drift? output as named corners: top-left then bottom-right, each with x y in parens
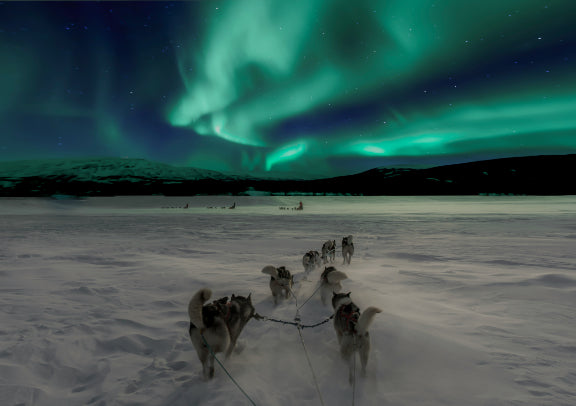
top-left (1, 195), bottom-right (575, 405)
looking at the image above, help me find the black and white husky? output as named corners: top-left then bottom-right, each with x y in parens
top-left (320, 266), bottom-right (348, 305)
top-left (188, 288), bottom-right (255, 380)
top-left (321, 240), bottom-right (336, 264)
top-left (342, 235), bottom-right (354, 265)
top-left (302, 250), bottom-right (321, 273)
top-left (261, 265), bottom-right (294, 305)
top-left (332, 292), bottom-right (382, 384)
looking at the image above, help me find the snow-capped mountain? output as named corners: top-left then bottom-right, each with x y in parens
top-left (0, 154), bottom-right (575, 196)
top-left (0, 157), bottom-right (244, 196)
top-left (0, 157), bottom-right (228, 182)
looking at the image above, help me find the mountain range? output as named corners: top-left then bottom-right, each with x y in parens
top-left (0, 154), bottom-right (574, 197)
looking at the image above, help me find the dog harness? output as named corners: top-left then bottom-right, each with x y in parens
top-left (275, 266), bottom-right (291, 280)
top-left (337, 303), bottom-right (360, 333)
top-left (189, 301), bottom-right (222, 338)
top-left (220, 301), bottom-right (232, 322)
top-left (323, 240), bottom-right (336, 251)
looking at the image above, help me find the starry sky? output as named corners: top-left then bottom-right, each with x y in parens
top-left (1, 0), bottom-right (575, 179)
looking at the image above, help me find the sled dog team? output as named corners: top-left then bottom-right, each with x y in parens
top-left (188, 234), bottom-right (382, 383)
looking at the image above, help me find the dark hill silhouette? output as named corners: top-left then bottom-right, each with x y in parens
top-left (0, 154), bottom-right (574, 196)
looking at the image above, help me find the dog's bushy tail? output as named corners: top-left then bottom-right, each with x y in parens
top-left (188, 288), bottom-right (212, 329)
top-left (326, 270), bottom-right (348, 284)
top-left (357, 306), bottom-right (382, 335)
top-left (261, 265), bottom-right (278, 279)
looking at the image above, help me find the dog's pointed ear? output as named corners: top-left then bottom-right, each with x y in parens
top-left (332, 291), bottom-right (337, 297)
top-left (248, 293), bottom-right (252, 301)
top-left (346, 292), bottom-right (351, 297)
top-left (231, 294), bottom-right (236, 299)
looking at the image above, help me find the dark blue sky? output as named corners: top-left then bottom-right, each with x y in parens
top-left (1, 1), bottom-right (575, 178)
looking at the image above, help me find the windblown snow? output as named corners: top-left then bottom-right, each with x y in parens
top-left (1, 195), bottom-right (575, 406)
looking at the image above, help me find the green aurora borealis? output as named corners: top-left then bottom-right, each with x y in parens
top-left (1, 0), bottom-right (575, 178)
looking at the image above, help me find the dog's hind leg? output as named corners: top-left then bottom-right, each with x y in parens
top-left (348, 355), bottom-right (355, 385)
top-left (273, 292), bottom-right (278, 305)
top-left (359, 335), bottom-right (370, 377)
top-left (208, 353), bottom-right (215, 379)
top-left (342, 251), bottom-right (351, 265)
top-left (225, 341), bottom-right (234, 359)
top-left (225, 330), bottom-right (240, 359)
top-left (340, 340), bottom-right (355, 385)
top-left (199, 351), bottom-right (211, 380)
top-left (342, 346), bottom-right (356, 385)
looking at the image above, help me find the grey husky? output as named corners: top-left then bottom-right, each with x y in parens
top-left (302, 250), bottom-right (321, 273)
top-left (188, 288), bottom-right (255, 380)
top-left (342, 235), bottom-right (354, 265)
top-left (320, 266), bottom-right (348, 305)
top-left (322, 240), bottom-right (336, 264)
top-left (261, 265), bottom-right (294, 305)
top-left (332, 292), bottom-right (382, 384)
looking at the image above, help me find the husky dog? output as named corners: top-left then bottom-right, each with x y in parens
top-left (322, 240), bottom-right (336, 264)
top-left (224, 293), bottom-right (255, 357)
top-left (188, 288), bottom-right (255, 379)
top-left (261, 265), bottom-right (294, 305)
top-left (320, 266), bottom-right (348, 305)
top-left (342, 235), bottom-right (354, 265)
top-left (332, 292), bottom-right (382, 384)
top-left (302, 250), bottom-right (321, 273)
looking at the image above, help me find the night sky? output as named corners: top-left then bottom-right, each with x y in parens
top-left (1, 1), bottom-right (575, 179)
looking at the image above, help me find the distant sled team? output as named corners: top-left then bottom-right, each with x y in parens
top-left (207, 202), bottom-right (236, 209)
top-left (188, 234), bottom-right (380, 385)
top-left (162, 202), bottom-right (236, 209)
top-left (279, 201), bottom-right (304, 211)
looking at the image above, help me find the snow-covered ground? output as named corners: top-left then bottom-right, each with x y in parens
top-left (1, 195), bottom-right (575, 406)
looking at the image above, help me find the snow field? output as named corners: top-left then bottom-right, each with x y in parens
top-left (1, 196), bottom-right (575, 405)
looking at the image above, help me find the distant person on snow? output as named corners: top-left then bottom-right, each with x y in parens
top-left (297, 201), bottom-right (303, 210)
